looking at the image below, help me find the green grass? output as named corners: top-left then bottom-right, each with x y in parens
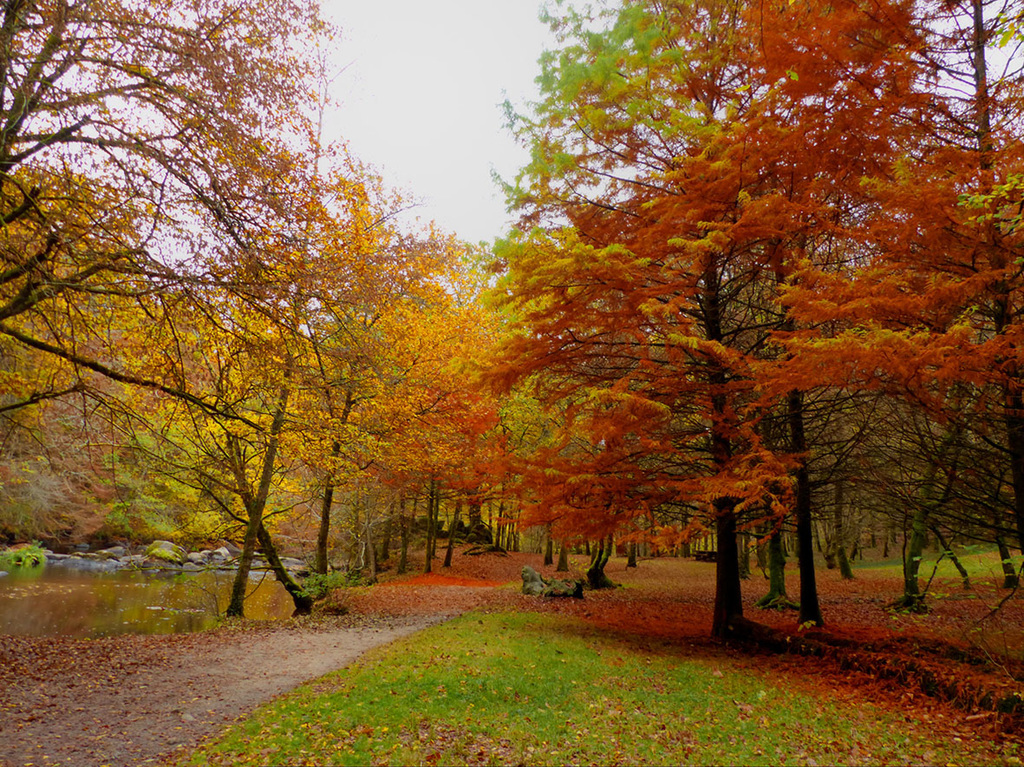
top-left (180, 612), bottom-right (1012, 767)
top-left (855, 546), bottom-right (1024, 582)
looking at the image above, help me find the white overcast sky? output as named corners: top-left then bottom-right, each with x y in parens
top-left (319, 1), bottom-right (555, 245)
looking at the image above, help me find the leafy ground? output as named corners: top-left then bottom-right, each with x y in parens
top-left (174, 546), bottom-right (1024, 766)
top-left (4, 545), bottom-right (1024, 767)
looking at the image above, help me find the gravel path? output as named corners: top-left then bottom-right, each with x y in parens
top-left (0, 614), bottom-right (446, 767)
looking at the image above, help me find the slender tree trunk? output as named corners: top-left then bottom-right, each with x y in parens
top-left (257, 522), bottom-right (313, 614)
top-left (544, 524), bottom-right (554, 566)
top-left (398, 495), bottom-right (410, 575)
top-left (931, 526), bottom-right (970, 590)
top-left (788, 389), bottom-right (823, 628)
top-left (756, 530), bottom-right (796, 610)
top-left (365, 512), bottom-right (377, 583)
top-left (443, 498), bottom-right (460, 568)
top-left (226, 386), bottom-right (289, 618)
top-left (997, 535), bottom-right (1018, 589)
top-left (313, 441), bottom-right (340, 576)
top-left (834, 482), bottom-right (854, 580)
top-left (424, 482), bottom-right (436, 574)
top-left (627, 540), bottom-right (637, 568)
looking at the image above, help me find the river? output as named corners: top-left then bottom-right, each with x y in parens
top-left (0, 565), bottom-right (295, 638)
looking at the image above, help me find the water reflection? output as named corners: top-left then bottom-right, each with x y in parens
top-left (0, 567), bottom-right (294, 638)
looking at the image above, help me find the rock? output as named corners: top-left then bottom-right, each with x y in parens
top-left (145, 540), bottom-right (186, 565)
top-left (220, 541), bottom-right (242, 557)
top-left (121, 555), bottom-right (147, 567)
top-left (466, 522), bottom-right (494, 545)
top-left (0, 570), bottom-right (7, 577)
top-left (521, 566), bottom-right (547, 596)
top-left (186, 552), bottom-right (208, 565)
top-left (44, 552), bottom-right (70, 561)
top-left (49, 556), bottom-right (120, 572)
top-left (182, 562), bottom-right (203, 572)
top-left (280, 557), bottom-right (309, 575)
top-left (97, 546), bottom-right (127, 560)
top-left (209, 547), bottom-right (231, 561)
top-left (521, 565), bottom-right (583, 599)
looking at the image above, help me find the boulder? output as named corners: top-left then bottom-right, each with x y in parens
top-left (466, 522), bottom-right (493, 545)
top-left (49, 556), bottom-right (119, 572)
top-left (280, 557), bottom-right (309, 575)
top-left (0, 570), bottom-right (7, 577)
top-left (187, 551), bottom-right (209, 565)
top-left (97, 546), bottom-right (127, 560)
top-left (521, 565), bottom-right (583, 599)
top-left (44, 552), bottom-right (70, 561)
top-left (220, 541), bottom-right (242, 556)
top-left (210, 547), bottom-right (231, 561)
top-left (521, 566), bottom-right (546, 596)
top-left (145, 540), bottom-right (187, 565)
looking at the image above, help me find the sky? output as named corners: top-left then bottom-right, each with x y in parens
top-left (320, 1), bottom-right (555, 245)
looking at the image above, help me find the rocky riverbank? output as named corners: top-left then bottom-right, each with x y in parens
top-left (0, 540), bottom-right (311, 578)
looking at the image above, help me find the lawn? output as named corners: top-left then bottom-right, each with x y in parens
top-left (172, 546), bottom-right (1024, 767)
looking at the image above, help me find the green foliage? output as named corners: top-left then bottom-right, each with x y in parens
top-left (300, 570), bottom-right (365, 600)
top-left (0, 542), bottom-right (47, 569)
top-left (179, 612), bottom-right (1003, 767)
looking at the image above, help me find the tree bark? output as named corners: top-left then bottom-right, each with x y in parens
top-left (756, 529), bottom-right (797, 610)
top-left (711, 505), bottom-right (744, 637)
top-left (790, 389), bottom-right (824, 628)
top-left (257, 522), bottom-right (313, 615)
top-left (586, 534), bottom-right (615, 589)
top-left (226, 385), bottom-right (289, 618)
top-left (556, 541), bottom-right (569, 572)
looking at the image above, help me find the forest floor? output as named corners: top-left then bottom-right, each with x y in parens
top-left (2, 546), bottom-right (1024, 767)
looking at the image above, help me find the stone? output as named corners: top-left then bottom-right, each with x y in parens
top-left (182, 562), bottom-right (202, 571)
top-left (98, 546), bottom-right (127, 560)
top-left (0, 570), bottom-right (7, 577)
top-left (221, 541), bottom-right (242, 556)
top-left (210, 547), bottom-right (231, 561)
top-left (186, 552), bottom-right (208, 564)
top-left (521, 566), bottom-right (547, 596)
top-left (49, 556), bottom-right (120, 572)
top-left (44, 552), bottom-right (70, 561)
top-left (521, 565), bottom-right (583, 599)
top-left (145, 540), bottom-right (187, 565)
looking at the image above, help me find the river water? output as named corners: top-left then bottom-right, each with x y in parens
top-left (0, 566), bottom-right (295, 638)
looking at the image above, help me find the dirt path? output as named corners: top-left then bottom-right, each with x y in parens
top-left (0, 613), bottom-right (448, 767)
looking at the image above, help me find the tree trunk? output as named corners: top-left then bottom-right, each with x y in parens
top-left (834, 482), bottom-right (854, 580)
top-left (257, 522), bottom-right (313, 615)
top-left (756, 529), bottom-right (796, 610)
top-left (443, 498), bottom-right (460, 568)
top-left (627, 540), bottom-right (637, 568)
top-left (365, 512), bottom-right (377, 583)
top-left (790, 389), bottom-right (823, 628)
top-left (424, 482), bottom-right (437, 574)
top-left (997, 535), bottom-right (1018, 589)
top-left (556, 541), bottom-right (569, 572)
top-left (226, 386), bottom-right (289, 618)
top-left (586, 535), bottom-right (615, 589)
top-left (544, 526), bottom-right (554, 566)
top-left (711, 506), bottom-right (744, 637)
top-left (931, 526), bottom-right (969, 590)
top-left (398, 495), bottom-right (410, 575)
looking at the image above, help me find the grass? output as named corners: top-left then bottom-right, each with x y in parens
top-left (853, 546), bottom-right (1024, 583)
top-left (179, 611), bottom-right (1013, 767)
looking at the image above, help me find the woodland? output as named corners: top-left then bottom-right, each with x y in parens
top-left (0, 0), bottom-right (1023, 683)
